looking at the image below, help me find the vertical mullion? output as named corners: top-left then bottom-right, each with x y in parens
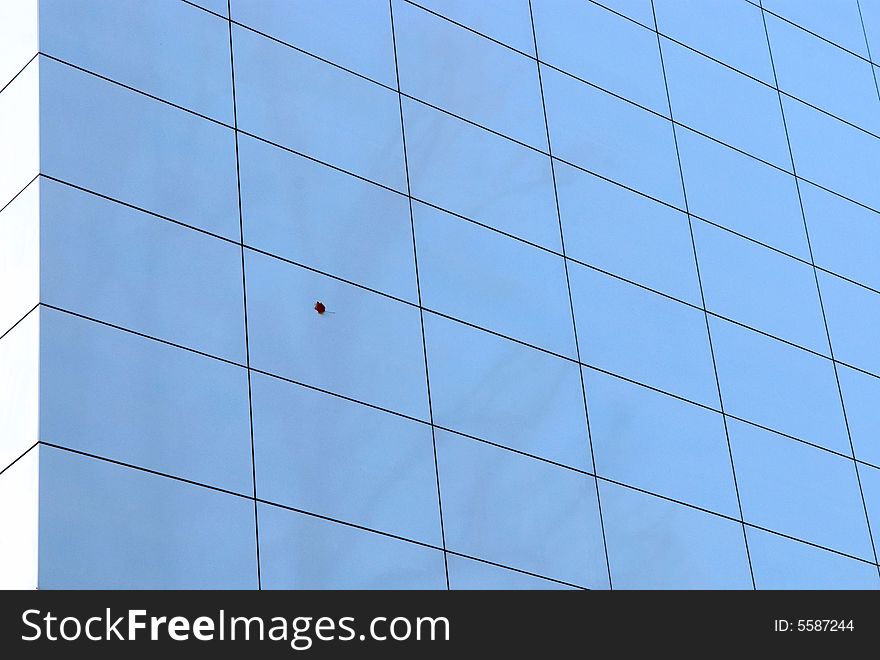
top-left (388, 0), bottom-right (450, 590)
top-left (226, 0), bottom-right (262, 590)
top-left (760, 0), bottom-right (880, 578)
top-left (528, 0), bottom-right (613, 589)
top-left (649, 0), bottom-right (757, 589)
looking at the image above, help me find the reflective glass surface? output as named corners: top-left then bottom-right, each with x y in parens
top-left (5, 0), bottom-right (880, 590)
top-left (436, 430), bottom-right (608, 588)
top-left (39, 447), bottom-right (258, 589)
top-left (41, 0), bottom-right (234, 123)
top-left (41, 180), bottom-right (247, 364)
top-left (711, 317), bottom-right (850, 455)
top-left (258, 503), bottom-right (446, 589)
top-left (600, 481), bottom-right (753, 589)
top-left (244, 249), bottom-right (430, 420)
top-left (395, 0), bottom-right (547, 150)
top-left (40, 308), bottom-right (253, 494)
top-left (250, 372), bottom-right (442, 545)
top-left (424, 313), bottom-right (590, 470)
top-left (730, 419), bottom-right (874, 561)
top-left (570, 265), bottom-right (719, 407)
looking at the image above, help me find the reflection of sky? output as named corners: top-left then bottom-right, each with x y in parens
top-left (2, 0), bottom-right (880, 590)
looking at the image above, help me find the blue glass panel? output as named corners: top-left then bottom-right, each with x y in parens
top-left (662, 38), bottom-right (790, 170)
top-left (801, 181), bottom-right (880, 292)
top-left (554, 161), bottom-right (701, 305)
top-left (767, 15), bottom-right (880, 132)
top-left (541, 64), bottom-right (684, 208)
top-left (532, 0), bottom-right (668, 114)
top-left (593, 0), bottom-right (655, 29)
top-left (411, 0), bottom-right (535, 54)
top-left (677, 127), bottom-right (809, 259)
top-left (232, 25), bottom-right (406, 191)
top-left (694, 221), bottom-right (828, 354)
top-left (767, 13), bottom-right (880, 134)
top-left (244, 250), bottom-right (430, 420)
top-left (258, 503), bottom-right (446, 589)
top-left (747, 527), bottom-right (880, 589)
top-left (447, 555), bottom-right (574, 590)
top-left (250, 372), bottom-right (442, 545)
top-left (395, 0), bottom-right (546, 150)
top-left (414, 202), bottom-right (576, 357)
top-left (859, 464), bottom-right (880, 560)
top-left (40, 180), bottom-right (247, 364)
top-left (838, 365), bottom-right (880, 467)
top-left (762, 0), bottom-right (868, 58)
top-left (39, 447), bottom-right (258, 589)
top-left (237, 135), bottom-right (418, 303)
top-left (570, 264), bottom-right (719, 408)
top-left (40, 308), bottom-right (252, 494)
top-left (820, 272), bottom-right (880, 375)
top-left (600, 481), bottom-right (752, 589)
top-left (436, 430), bottom-right (608, 588)
top-left (189, 0), bottom-right (226, 17)
top-left (784, 95), bottom-right (880, 211)
top-left (710, 317), bottom-right (849, 454)
top-left (730, 419), bottom-right (874, 561)
top-left (402, 98), bottom-right (560, 250)
top-left (230, 0), bottom-right (396, 87)
top-left (654, 0), bottom-right (774, 84)
top-left (584, 368), bottom-right (738, 517)
top-left (40, 57), bottom-right (240, 240)
top-left (41, 0), bottom-right (233, 123)
top-left (424, 313), bottom-right (590, 470)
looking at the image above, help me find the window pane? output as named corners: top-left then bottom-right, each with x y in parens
top-left (820, 272), bottom-right (880, 375)
top-left (231, 0), bottom-right (396, 87)
top-left (654, 0), bottom-right (774, 84)
top-left (767, 13), bottom-right (880, 134)
top-left (584, 368), bottom-right (739, 517)
top-left (412, 0), bottom-right (536, 54)
top-left (838, 365), bottom-right (880, 467)
top-left (762, 0), bottom-right (868, 57)
top-left (570, 264), bottom-right (719, 408)
top-left (678, 127), bottom-right (809, 259)
top-left (694, 221), bottom-right (828, 354)
top-left (555, 161), bottom-right (701, 305)
top-left (395, 0), bottom-right (547, 150)
top-left (424, 313), bottom-right (590, 470)
top-left (40, 308), bottom-right (253, 495)
top-left (801, 181), bottom-right (880, 292)
top-left (244, 250), bottom-right (430, 420)
top-left (747, 527), bottom-right (880, 589)
top-left (403, 98), bottom-right (560, 250)
top-left (414, 202), bottom-right (576, 357)
top-left (251, 372), bottom-right (442, 545)
top-left (533, 0), bottom-right (668, 114)
top-left (232, 25), bottom-right (406, 191)
top-left (730, 419), bottom-right (874, 561)
top-left (41, 0), bottom-right (233, 123)
top-left (710, 317), bottom-right (849, 454)
top-left (784, 95), bottom-right (880, 211)
top-left (437, 430), bottom-right (608, 588)
top-left (39, 447), bottom-right (258, 589)
top-left (600, 481), bottom-right (752, 589)
top-left (447, 555), bottom-right (574, 590)
top-left (41, 180), bottom-right (247, 364)
top-left (542, 64), bottom-right (684, 208)
top-left (40, 58), bottom-right (240, 240)
top-left (238, 134), bottom-right (418, 303)
top-left (258, 503), bottom-right (446, 589)
top-left (663, 38), bottom-right (790, 170)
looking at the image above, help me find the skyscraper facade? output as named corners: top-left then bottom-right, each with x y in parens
top-left (3, 0), bottom-right (880, 589)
